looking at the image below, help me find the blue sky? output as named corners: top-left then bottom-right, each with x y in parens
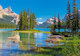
top-left (0, 0), bottom-right (80, 22)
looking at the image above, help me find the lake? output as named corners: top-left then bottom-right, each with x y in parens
top-left (0, 30), bottom-right (53, 56)
top-left (0, 28), bottom-right (71, 32)
top-left (0, 28), bottom-right (80, 56)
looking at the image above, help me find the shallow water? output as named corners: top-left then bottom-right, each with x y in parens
top-left (0, 28), bottom-right (72, 32)
top-left (0, 29), bottom-right (80, 56)
top-left (0, 31), bottom-right (53, 56)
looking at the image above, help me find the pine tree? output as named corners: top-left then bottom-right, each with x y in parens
top-left (58, 13), bottom-right (61, 32)
top-left (22, 10), bottom-right (26, 30)
top-left (53, 15), bottom-right (56, 32)
top-left (76, 7), bottom-right (79, 32)
top-left (23, 11), bottom-right (28, 30)
top-left (18, 10), bottom-right (36, 30)
top-left (27, 8), bottom-right (30, 29)
top-left (72, 0), bottom-right (78, 33)
top-left (30, 14), bottom-right (32, 29)
top-left (67, 0), bottom-right (71, 32)
top-left (19, 10), bottom-right (23, 30)
top-left (32, 13), bottom-right (36, 29)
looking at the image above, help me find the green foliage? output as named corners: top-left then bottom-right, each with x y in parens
top-left (58, 13), bottom-right (61, 32)
top-left (71, 0), bottom-right (79, 33)
top-left (18, 9), bottom-right (36, 30)
top-left (18, 10), bottom-right (23, 30)
top-left (51, 0), bottom-right (79, 34)
top-left (66, 0), bottom-right (71, 31)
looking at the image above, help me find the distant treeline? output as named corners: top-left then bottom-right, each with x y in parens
top-left (18, 9), bottom-right (36, 30)
top-left (0, 23), bottom-right (17, 28)
top-left (0, 15), bottom-right (17, 28)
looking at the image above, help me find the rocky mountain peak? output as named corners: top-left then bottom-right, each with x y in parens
top-left (8, 6), bottom-right (12, 11)
top-left (0, 5), bottom-right (3, 10)
top-left (36, 17), bottom-right (62, 28)
top-left (0, 5), bottom-right (19, 24)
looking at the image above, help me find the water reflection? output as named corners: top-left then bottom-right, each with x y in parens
top-left (19, 33), bottom-right (36, 50)
top-left (0, 32), bottom-right (51, 55)
top-left (1, 32), bottom-right (80, 56)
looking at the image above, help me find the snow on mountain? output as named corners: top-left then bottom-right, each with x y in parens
top-left (37, 22), bottom-right (43, 25)
top-left (36, 17), bottom-right (61, 28)
top-left (46, 17), bottom-right (59, 24)
top-left (0, 5), bottom-right (19, 24)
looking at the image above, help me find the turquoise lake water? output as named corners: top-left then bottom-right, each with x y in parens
top-left (0, 28), bottom-right (76, 56)
top-left (0, 29), bottom-right (52, 56)
top-left (0, 28), bottom-right (72, 32)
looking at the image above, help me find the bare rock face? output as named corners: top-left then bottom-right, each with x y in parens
top-left (0, 5), bottom-right (3, 18)
top-left (46, 17), bottom-right (61, 24)
top-left (0, 5), bottom-right (3, 10)
top-left (8, 6), bottom-right (12, 12)
top-left (0, 5), bottom-right (19, 24)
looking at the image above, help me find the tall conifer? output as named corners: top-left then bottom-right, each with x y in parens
top-left (19, 10), bottom-right (23, 30)
top-left (58, 13), bottom-right (61, 32)
top-left (67, 0), bottom-right (71, 31)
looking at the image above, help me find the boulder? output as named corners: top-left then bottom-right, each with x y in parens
top-left (8, 35), bottom-right (22, 43)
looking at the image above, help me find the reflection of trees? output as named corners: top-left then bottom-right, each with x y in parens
top-left (19, 33), bottom-right (36, 50)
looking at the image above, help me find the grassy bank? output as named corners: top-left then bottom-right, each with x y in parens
top-left (13, 29), bottom-right (51, 33)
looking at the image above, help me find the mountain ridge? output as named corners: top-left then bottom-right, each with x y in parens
top-left (0, 5), bottom-right (19, 24)
top-left (36, 17), bottom-right (61, 28)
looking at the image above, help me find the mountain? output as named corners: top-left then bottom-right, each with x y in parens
top-left (63, 10), bottom-right (80, 21)
top-left (0, 5), bottom-right (19, 24)
top-left (36, 17), bottom-right (61, 28)
top-left (37, 22), bottom-right (43, 25)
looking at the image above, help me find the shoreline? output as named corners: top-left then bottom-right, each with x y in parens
top-left (13, 30), bottom-right (51, 33)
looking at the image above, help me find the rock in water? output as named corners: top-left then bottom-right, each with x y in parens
top-left (8, 35), bottom-right (22, 43)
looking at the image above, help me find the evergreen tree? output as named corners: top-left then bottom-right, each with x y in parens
top-left (67, 0), bottom-right (71, 32)
top-left (19, 10), bottom-right (23, 30)
top-left (58, 13), bottom-right (61, 32)
top-left (23, 10), bottom-right (28, 30)
top-left (21, 10), bottom-right (25, 30)
top-left (72, 0), bottom-right (78, 33)
top-left (32, 13), bottom-right (36, 29)
top-left (27, 8), bottom-right (30, 28)
top-left (53, 15), bottom-right (56, 32)
top-left (18, 10), bottom-right (36, 30)
top-left (76, 7), bottom-right (79, 32)
top-left (30, 14), bottom-right (32, 29)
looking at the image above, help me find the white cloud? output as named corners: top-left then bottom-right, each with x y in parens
top-left (37, 18), bottom-right (43, 20)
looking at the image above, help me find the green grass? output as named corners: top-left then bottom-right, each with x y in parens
top-left (13, 29), bottom-right (51, 33)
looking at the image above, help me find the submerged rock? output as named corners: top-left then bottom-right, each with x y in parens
top-left (45, 38), bottom-right (61, 43)
top-left (45, 35), bottom-right (64, 43)
top-left (8, 35), bottom-right (22, 43)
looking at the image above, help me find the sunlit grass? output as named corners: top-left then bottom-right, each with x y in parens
top-left (13, 29), bottom-right (51, 33)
